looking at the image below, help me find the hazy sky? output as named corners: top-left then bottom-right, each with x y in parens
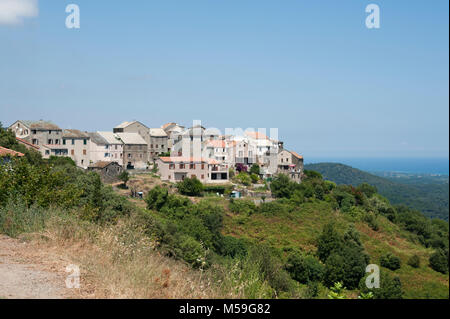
top-left (0, 0), bottom-right (448, 158)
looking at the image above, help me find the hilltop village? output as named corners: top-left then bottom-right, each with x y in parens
top-left (7, 120), bottom-right (304, 184)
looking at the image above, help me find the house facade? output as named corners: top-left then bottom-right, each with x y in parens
top-left (8, 120), bottom-right (66, 158)
top-left (149, 128), bottom-right (168, 159)
top-left (115, 132), bottom-right (148, 169)
top-left (62, 129), bottom-right (90, 168)
top-left (97, 131), bottom-right (124, 166)
top-left (277, 149), bottom-right (304, 182)
top-left (157, 156), bottom-right (229, 183)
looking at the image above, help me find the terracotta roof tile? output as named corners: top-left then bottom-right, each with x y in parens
top-left (0, 146), bottom-right (25, 157)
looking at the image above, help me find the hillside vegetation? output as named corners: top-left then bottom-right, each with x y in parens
top-left (305, 163), bottom-right (449, 221)
top-left (1, 126), bottom-right (448, 299)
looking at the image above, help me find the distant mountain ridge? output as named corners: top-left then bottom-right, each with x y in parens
top-left (304, 162), bottom-right (449, 221)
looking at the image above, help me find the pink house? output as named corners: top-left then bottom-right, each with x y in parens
top-left (156, 156), bottom-right (229, 183)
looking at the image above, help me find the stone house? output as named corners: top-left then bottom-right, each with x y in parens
top-left (115, 132), bottom-right (148, 169)
top-left (88, 161), bottom-right (123, 182)
top-left (62, 129), bottom-right (90, 168)
top-left (8, 120), bottom-right (67, 158)
top-left (277, 149), bottom-right (304, 182)
top-left (149, 128), bottom-right (168, 159)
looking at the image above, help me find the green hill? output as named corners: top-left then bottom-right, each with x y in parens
top-left (304, 163), bottom-right (449, 221)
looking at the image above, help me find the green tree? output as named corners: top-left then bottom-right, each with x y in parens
top-left (249, 164), bottom-right (260, 175)
top-left (380, 253), bottom-right (401, 271)
top-left (270, 174), bottom-right (295, 198)
top-left (316, 223), bottom-right (343, 262)
top-left (285, 254), bottom-right (324, 284)
top-left (429, 249), bottom-right (449, 274)
top-left (177, 176), bottom-right (204, 196)
top-left (119, 171), bottom-right (130, 187)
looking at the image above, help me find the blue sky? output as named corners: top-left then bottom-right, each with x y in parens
top-left (0, 0), bottom-right (448, 158)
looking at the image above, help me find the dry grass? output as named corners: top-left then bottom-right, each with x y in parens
top-left (28, 214), bottom-right (221, 299)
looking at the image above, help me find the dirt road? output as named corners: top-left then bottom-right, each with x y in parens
top-left (0, 235), bottom-right (74, 299)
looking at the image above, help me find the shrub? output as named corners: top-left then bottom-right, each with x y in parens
top-left (229, 199), bottom-right (256, 215)
top-left (249, 245), bottom-right (294, 294)
top-left (380, 253), bottom-right (401, 270)
top-left (407, 254), bottom-right (421, 268)
top-left (177, 176), bottom-right (204, 196)
top-left (323, 247), bottom-right (367, 289)
top-left (429, 249), bottom-right (449, 274)
top-left (285, 254), bottom-right (324, 284)
top-left (235, 163), bottom-right (247, 173)
top-left (363, 212), bottom-right (380, 231)
top-left (249, 164), bottom-right (260, 175)
top-left (303, 170), bottom-right (322, 180)
top-left (258, 200), bottom-right (295, 216)
top-left (234, 172), bottom-right (252, 186)
top-left (359, 271), bottom-right (403, 299)
top-left (356, 183), bottom-right (377, 198)
top-left (218, 236), bottom-right (248, 258)
top-left (250, 173), bottom-right (259, 184)
top-left (270, 174), bottom-right (295, 198)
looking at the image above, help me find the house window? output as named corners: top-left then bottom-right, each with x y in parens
top-left (179, 163), bottom-right (185, 169)
top-left (63, 139), bottom-right (66, 145)
top-left (71, 150), bottom-right (75, 155)
top-left (55, 140), bottom-right (59, 145)
top-left (83, 149), bottom-right (87, 155)
top-left (151, 144), bottom-right (153, 148)
top-left (45, 150), bottom-right (50, 155)
top-left (169, 164), bottom-right (175, 170)
top-left (168, 175), bottom-right (171, 179)
top-left (239, 151), bottom-right (243, 157)
top-left (72, 139), bottom-right (75, 145)
top-left (83, 139), bottom-right (87, 145)
top-left (48, 139), bottom-right (53, 144)
top-left (128, 153), bottom-right (131, 158)
top-left (191, 174), bottom-right (196, 178)
top-left (49, 130), bottom-right (52, 134)
top-left (115, 145), bottom-right (117, 150)
top-left (201, 174), bottom-right (204, 179)
top-left (32, 139), bottom-right (38, 145)
top-left (32, 130), bottom-right (36, 134)
top-left (189, 163), bottom-right (195, 169)
top-left (201, 164), bottom-right (205, 170)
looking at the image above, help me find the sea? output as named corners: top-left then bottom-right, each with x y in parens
top-left (304, 157), bottom-right (449, 175)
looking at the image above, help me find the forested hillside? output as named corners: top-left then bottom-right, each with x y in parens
top-left (304, 163), bottom-right (449, 221)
